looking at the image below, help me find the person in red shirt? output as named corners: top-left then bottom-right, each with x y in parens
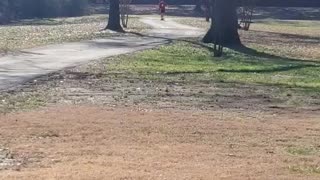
top-left (159, 0), bottom-right (167, 20)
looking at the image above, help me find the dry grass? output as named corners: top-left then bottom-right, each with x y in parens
top-left (175, 17), bottom-right (320, 61)
top-left (242, 20), bottom-right (320, 60)
top-left (251, 20), bottom-right (320, 37)
top-left (0, 106), bottom-right (319, 179)
top-left (173, 17), bottom-right (210, 30)
top-left (0, 15), bottom-right (149, 53)
top-left (1, 34), bottom-right (319, 114)
top-left (1, 11), bottom-right (320, 180)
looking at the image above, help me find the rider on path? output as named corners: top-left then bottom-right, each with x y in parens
top-left (159, 0), bottom-right (167, 20)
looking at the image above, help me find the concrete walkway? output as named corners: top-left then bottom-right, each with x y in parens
top-left (0, 17), bottom-right (204, 91)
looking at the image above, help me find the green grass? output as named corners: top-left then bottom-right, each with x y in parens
top-left (170, 17), bottom-right (320, 61)
top-left (109, 41), bottom-right (320, 91)
top-left (286, 146), bottom-right (320, 156)
top-left (0, 93), bottom-right (45, 114)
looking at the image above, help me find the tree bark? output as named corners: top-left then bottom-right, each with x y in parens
top-left (106, 0), bottom-right (123, 32)
top-left (203, 0), bottom-right (210, 21)
top-left (203, 0), bottom-right (241, 46)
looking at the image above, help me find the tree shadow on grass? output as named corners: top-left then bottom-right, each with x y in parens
top-left (228, 44), bottom-right (320, 64)
top-left (128, 31), bottom-right (217, 54)
top-left (129, 32), bottom-right (320, 78)
top-left (130, 30), bottom-right (320, 69)
top-left (243, 30), bottom-right (320, 45)
top-left (217, 64), bottom-right (317, 73)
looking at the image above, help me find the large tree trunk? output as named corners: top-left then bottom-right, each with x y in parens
top-left (106, 0), bottom-right (123, 32)
top-left (203, 0), bottom-right (241, 46)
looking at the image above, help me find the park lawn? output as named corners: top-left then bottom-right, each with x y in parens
top-left (252, 19), bottom-right (320, 36)
top-left (107, 41), bottom-right (320, 106)
top-left (1, 40), bottom-right (319, 113)
top-left (1, 42), bottom-right (320, 180)
top-left (175, 17), bottom-right (320, 60)
top-left (175, 17), bottom-right (320, 37)
top-left (245, 20), bottom-right (320, 60)
top-left (0, 16), bottom-right (319, 112)
top-left (0, 15), bottom-right (148, 53)
top-left (0, 17), bottom-right (320, 179)
top-left (109, 41), bottom-right (320, 89)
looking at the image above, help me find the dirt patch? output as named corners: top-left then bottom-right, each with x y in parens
top-left (0, 105), bottom-right (319, 179)
top-left (0, 67), bottom-right (304, 113)
top-left (1, 47), bottom-right (320, 115)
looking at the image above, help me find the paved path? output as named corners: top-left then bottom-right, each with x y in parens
top-left (0, 17), bottom-right (204, 91)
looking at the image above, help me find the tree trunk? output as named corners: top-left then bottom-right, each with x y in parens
top-left (203, 0), bottom-right (241, 46)
top-left (204, 0), bottom-right (210, 21)
top-left (106, 0), bottom-right (123, 32)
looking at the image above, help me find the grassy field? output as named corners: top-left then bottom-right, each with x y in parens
top-left (1, 16), bottom-right (320, 113)
top-left (104, 41), bottom-right (320, 107)
top-left (0, 106), bottom-right (319, 179)
top-left (1, 12), bottom-right (320, 179)
top-left (109, 42), bottom-right (320, 89)
top-left (1, 39), bottom-right (319, 113)
top-left (175, 17), bottom-right (320, 37)
top-left (175, 17), bottom-right (320, 60)
top-left (0, 15), bottom-right (149, 53)
top-left (1, 42), bottom-right (320, 178)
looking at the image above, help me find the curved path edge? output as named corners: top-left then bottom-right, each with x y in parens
top-left (0, 17), bottom-right (204, 91)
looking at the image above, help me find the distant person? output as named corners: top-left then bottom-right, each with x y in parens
top-left (159, 0), bottom-right (167, 20)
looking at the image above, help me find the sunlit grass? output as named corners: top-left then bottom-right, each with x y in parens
top-left (0, 93), bottom-right (45, 114)
top-left (109, 42), bottom-right (320, 90)
top-left (175, 17), bottom-right (320, 61)
top-left (252, 20), bottom-right (320, 36)
top-left (286, 146), bottom-right (320, 156)
top-left (0, 15), bottom-right (148, 52)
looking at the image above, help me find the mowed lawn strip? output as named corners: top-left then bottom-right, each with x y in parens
top-left (108, 41), bottom-right (320, 91)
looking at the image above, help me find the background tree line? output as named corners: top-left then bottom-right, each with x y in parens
top-left (1, 0), bottom-right (319, 24)
top-left (114, 0), bottom-right (320, 7)
top-left (0, 0), bottom-right (88, 24)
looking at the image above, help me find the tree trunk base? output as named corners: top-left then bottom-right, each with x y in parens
top-left (203, 0), bottom-right (241, 47)
top-left (106, 0), bottom-right (123, 32)
top-left (105, 25), bottom-right (124, 32)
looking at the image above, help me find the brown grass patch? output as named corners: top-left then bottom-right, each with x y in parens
top-left (0, 106), bottom-right (319, 179)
